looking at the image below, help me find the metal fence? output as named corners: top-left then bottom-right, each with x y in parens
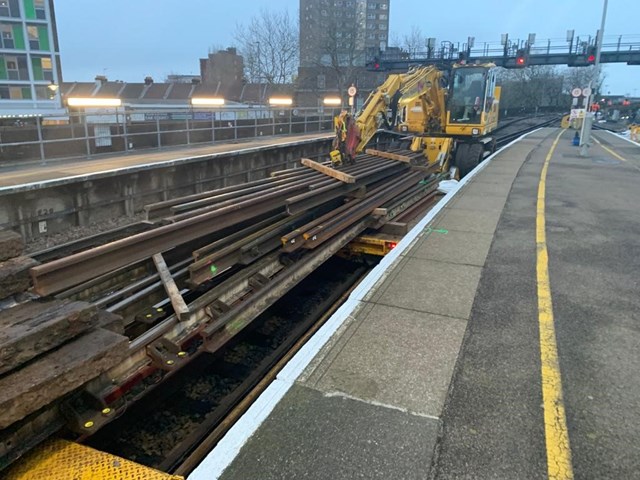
top-left (0, 106), bottom-right (341, 164)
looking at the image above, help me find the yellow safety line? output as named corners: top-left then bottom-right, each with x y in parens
top-left (592, 137), bottom-right (640, 172)
top-left (536, 129), bottom-right (574, 480)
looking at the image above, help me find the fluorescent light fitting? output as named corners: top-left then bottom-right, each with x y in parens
top-left (191, 97), bottom-right (225, 106)
top-left (268, 97), bottom-right (293, 106)
top-left (323, 97), bottom-right (342, 105)
top-left (67, 97), bottom-right (122, 107)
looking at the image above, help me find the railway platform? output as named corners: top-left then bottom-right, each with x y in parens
top-left (0, 132), bottom-right (331, 190)
top-left (190, 128), bottom-right (640, 479)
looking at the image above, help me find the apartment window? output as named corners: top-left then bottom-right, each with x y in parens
top-left (367, 23), bottom-right (375, 29)
top-left (0, 84), bottom-right (32, 99)
top-left (367, 13), bottom-right (376, 19)
top-left (1, 54), bottom-right (27, 80)
top-left (346, 1), bottom-right (354, 6)
top-left (1, 23), bottom-right (13, 48)
top-left (0, 0), bottom-right (20, 18)
top-left (379, 24), bottom-right (387, 30)
top-left (317, 74), bottom-right (325, 89)
top-left (34, 0), bottom-right (46, 19)
top-left (367, 33), bottom-right (375, 40)
top-left (27, 24), bottom-right (49, 50)
top-left (380, 2), bottom-right (388, 9)
top-left (378, 33), bottom-right (386, 40)
top-left (368, 2), bottom-right (376, 8)
top-left (31, 55), bottom-right (52, 81)
top-left (27, 25), bottom-right (38, 48)
top-left (35, 84), bottom-right (54, 100)
top-left (379, 13), bottom-right (387, 19)
top-left (5, 56), bottom-right (18, 79)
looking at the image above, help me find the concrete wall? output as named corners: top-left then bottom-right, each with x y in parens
top-left (0, 137), bottom-right (332, 241)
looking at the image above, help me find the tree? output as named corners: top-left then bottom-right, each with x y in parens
top-left (402, 25), bottom-right (426, 57)
top-left (234, 8), bottom-right (299, 84)
top-left (498, 66), bottom-right (566, 114)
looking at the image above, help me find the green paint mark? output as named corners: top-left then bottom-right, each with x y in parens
top-left (426, 227), bottom-right (448, 235)
top-left (210, 264), bottom-right (218, 275)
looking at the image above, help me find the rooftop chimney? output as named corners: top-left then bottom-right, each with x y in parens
top-left (144, 76), bottom-right (154, 85)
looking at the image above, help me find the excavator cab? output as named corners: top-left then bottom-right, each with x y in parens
top-left (446, 65), bottom-right (500, 137)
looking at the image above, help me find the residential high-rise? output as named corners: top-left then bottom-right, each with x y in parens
top-left (296, 0), bottom-right (390, 108)
top-left (0, 0), bottom-right (64, 115)
top-left (299, 0), bottom-right (390, 67)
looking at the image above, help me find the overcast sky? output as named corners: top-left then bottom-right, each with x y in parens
top-left (56, 0), bottom-right (639, 95)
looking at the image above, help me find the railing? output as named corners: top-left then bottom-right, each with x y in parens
top-left (0, 106), bottom-right (341, 164)
top-left (376, 34), bottom-right (640, 65)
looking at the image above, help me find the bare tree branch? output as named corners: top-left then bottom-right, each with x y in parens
top-left (234, 8), bottom-right (299, 84)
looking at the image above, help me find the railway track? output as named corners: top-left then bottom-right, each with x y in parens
top-left (0, 116), bottom-right (559, 476)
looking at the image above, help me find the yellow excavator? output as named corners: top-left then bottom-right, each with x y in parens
top-left (331, 63), bottom-right (501, 177)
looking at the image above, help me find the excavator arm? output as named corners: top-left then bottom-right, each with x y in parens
top-left (331, 66), bottom-right (446, 165)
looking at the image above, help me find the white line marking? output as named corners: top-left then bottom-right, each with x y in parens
top-left (322, 390), bottom-right (441, 420)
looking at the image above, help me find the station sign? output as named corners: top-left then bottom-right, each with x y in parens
top-left (571, 87), bottom-right (582, 98)
top-left (570, 108), bottom-right (586, 120)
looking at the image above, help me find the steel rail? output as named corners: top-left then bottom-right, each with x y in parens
top-left (30, 194), bottom-right (288, 296)
top-left (303, 171), bottom-right (425, 249)
top-left (286, 163), bottom-right (408, 215)
top-left (188, 208), bottom-right (323, 286)
top-left (168, 170), bottom-right (324, 214)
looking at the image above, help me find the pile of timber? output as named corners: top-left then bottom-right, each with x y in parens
top-left (0, 230), bottom-right (128, 433)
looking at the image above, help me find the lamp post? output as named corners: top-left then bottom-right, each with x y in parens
top-left (579, 0), bottom-right (608, 157)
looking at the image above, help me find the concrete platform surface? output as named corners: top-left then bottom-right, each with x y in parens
top-left (0, 132), bottom-right (331, 190)
top-left (191, 128), bottom-right (640, 480)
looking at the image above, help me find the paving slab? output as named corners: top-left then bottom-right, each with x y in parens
top-left (219, 384), bottom-right (439, 480)
top-left (370, 257), bottom-right (482, 320)
top-left (464, 179), bottom-right (515, 197)
top-left (0, 299), bottom-right (98, 375)
top-left (0, 328), bottom-right (128, 429)
top-left (0, 256), bottom-right (38, 299)
top-left (302, 303), bottom-right (466, 417)
top-left (0, 230), bottom-right (24, 262)
top-left (449, 192), bottom-right (507, 212)
top-left (433, 207), bottom-right (502, 234)
top-left (471, 171), bottom-right (518, 184)
top-left (409, 229), bottom-right (494, 266)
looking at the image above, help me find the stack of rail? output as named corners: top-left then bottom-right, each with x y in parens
top-left (1, 148), bottom-right (441, 472)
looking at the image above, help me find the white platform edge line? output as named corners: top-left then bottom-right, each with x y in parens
top-left (0, 135), bottom-right (333, 194)
top-left (188, 128), bottom-right (543, 480)
top-left (603, 129), bottom-right (640, 147)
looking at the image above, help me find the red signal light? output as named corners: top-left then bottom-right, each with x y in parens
top-left (374, 62), bottom-right (380, 70)
top-left (516, 57), bottom-right (525, 65)
top-left (587, 54), bottom-right (596, 63)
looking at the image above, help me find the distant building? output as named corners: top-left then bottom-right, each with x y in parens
top-left (0, 0), bottom-right (64, 116)
top-left (299, 0), bottom-right (390, 68)
top-left (296, 0), bottom-right (390, 108)
top-left (200, 48), bottom-right (244, 96)
top-left (166, 74), bottom-right (201, 84)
